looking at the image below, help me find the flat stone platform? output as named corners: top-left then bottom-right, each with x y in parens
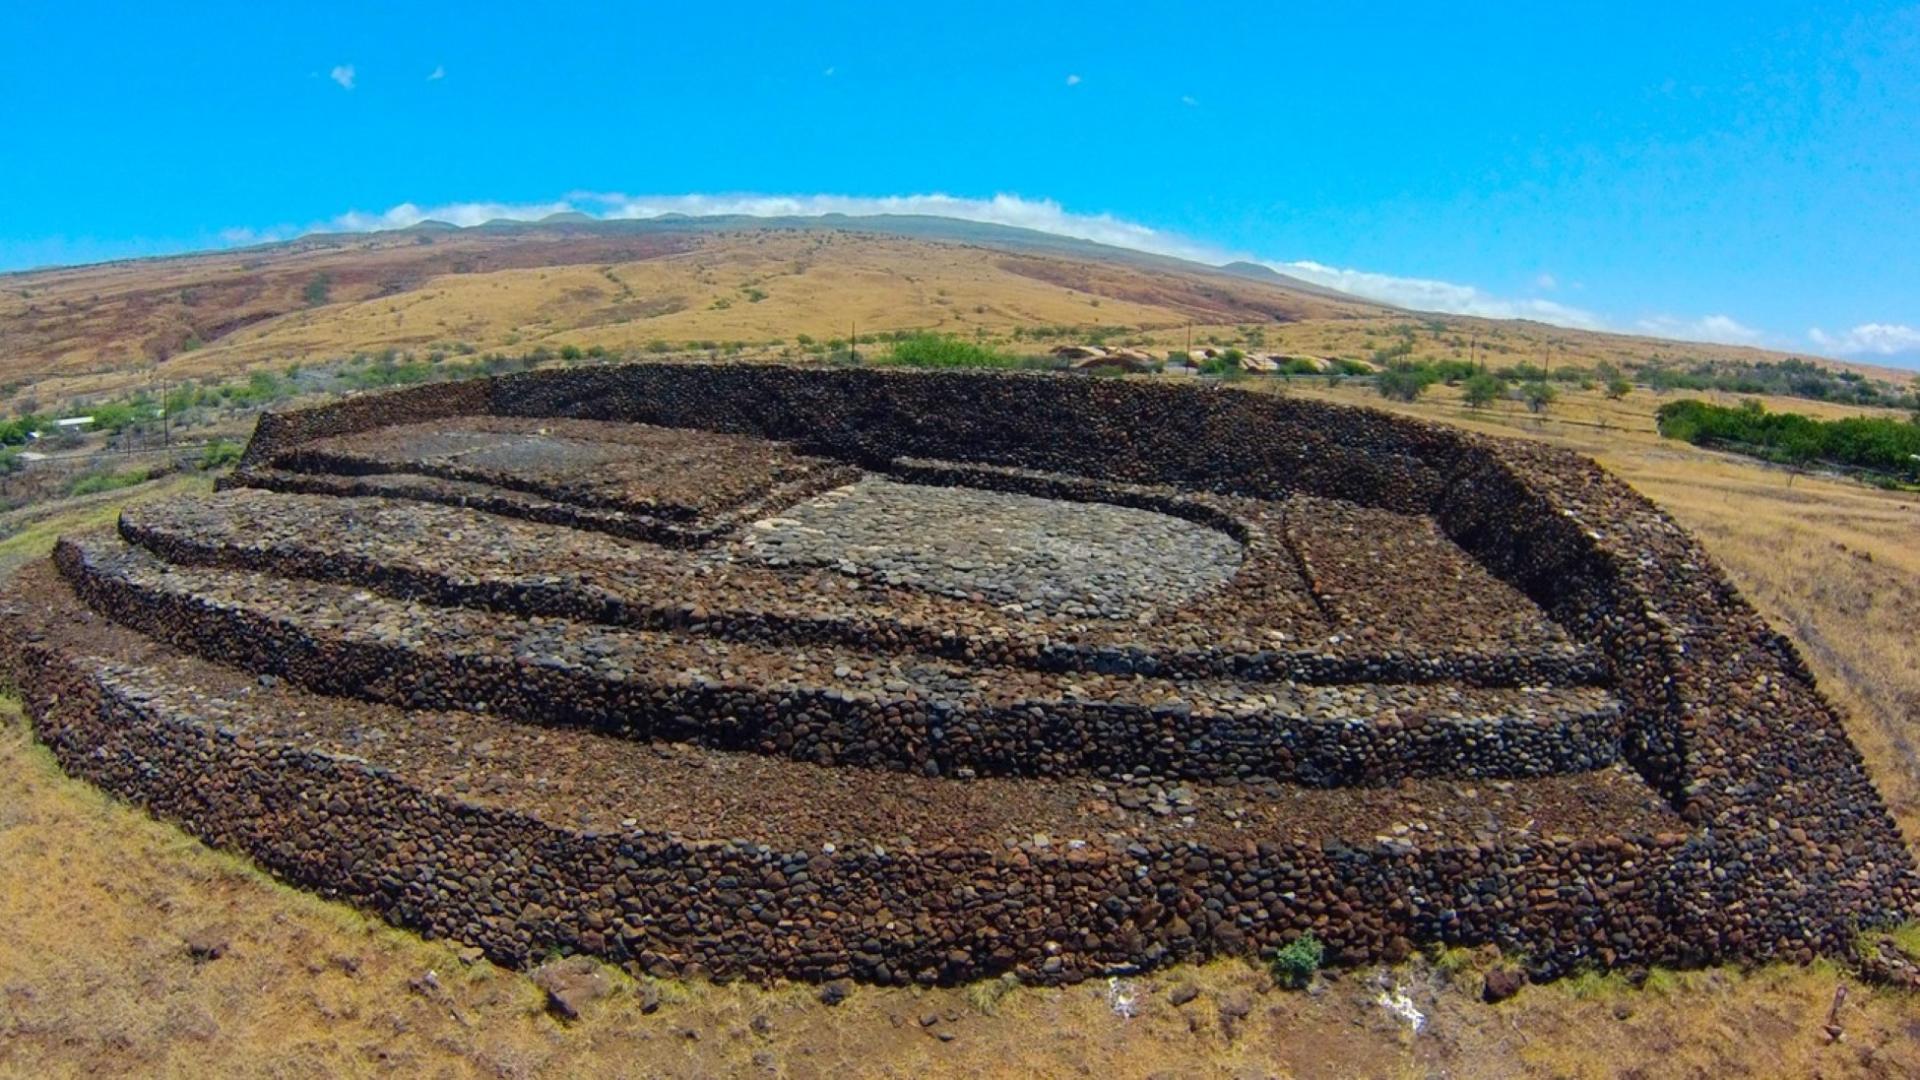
top-left (744, 478), bottom-right (1244, 620)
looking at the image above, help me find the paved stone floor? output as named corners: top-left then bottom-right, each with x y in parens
top-left (742, 478), bottom-right (1245, 620)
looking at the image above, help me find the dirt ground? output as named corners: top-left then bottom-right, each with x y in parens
top-left (1, 379), bottom-right (1917, 1078)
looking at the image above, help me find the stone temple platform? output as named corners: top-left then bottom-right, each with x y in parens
top-left (2, 362), bottom-right (1913, 988)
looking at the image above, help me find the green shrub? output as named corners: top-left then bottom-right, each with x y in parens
top-left (1656, 398), bottom-right (1920, 478)
top-left (199, 440), bottom-right (244, 470)
top-left (303, 272), bottom-right (332, 307)
top-left (1523, 380), bottom-right (1558, 413)
top-left (1606, 377), bottom-right (1633, 400)
top-left (883, 333), bottom-right (1028, 369)
top-left (1269, 934), bottom-right (1324, 989)
top-left (1463, 372), bottom-right (1505, 408)
top-left (68, 467), bottom-right (150, 497)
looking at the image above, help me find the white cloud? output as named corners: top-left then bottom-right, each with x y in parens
top-left (327, 199), bottom-right (578, 232)
top-left (242, 190), bottom-right (1791, 344)
top-left (1534, 271), bottom-right (1558, 291)
top-left (574, 191), bottom-right (1239, 263)
top-left (427, 65), bottom-right (445, 81)
top-left (1809, 323), bottom-right (1920, 356)
top-left (1181, 95), bottom-right (1198, 106)
top-left (1065, 74), bottom-right (1082, 86)
top-left (1275, 259), bottom-right (1605, 328)
top-left (217, 225), bottom-right (300, 246)
top-left (1634, 314), bottom-right (1764, 346)
top-left (329, 64), bottom-right (355, 91)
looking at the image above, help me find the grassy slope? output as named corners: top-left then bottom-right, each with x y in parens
top-left (8, 225), bottom-right (1911, 410)
top-left (1, 386), bottom-right (1918, 1077)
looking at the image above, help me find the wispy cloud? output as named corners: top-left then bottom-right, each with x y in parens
top-left (328, 199), bottom-right (577, 232)
top-left (1534, 271), bottom-right (1558, 291)
top-left (217, 225), bottom-right (301, 246)
top-left (1809, 323), bottom-right (1920, 357)
top-left (329, 64), bottom-right (355, 91)
top-left (1180, 95), bottom-right (1198, 106)
top-left (427, 65), bottom-right (445, 81)
top-left (822, 66), bottom-right (835, 77)
top-left (232, 190), bottom-right (1794, 348)
top-left (1065, 74), bottom-right (1082, 86)
top-left (1276, 260), bottom-right (1605, 328)
top-left (1634, 314), bottom-right (1763, 346)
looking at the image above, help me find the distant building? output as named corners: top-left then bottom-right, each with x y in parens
top-left (54, 416), bottom-right (95, 431)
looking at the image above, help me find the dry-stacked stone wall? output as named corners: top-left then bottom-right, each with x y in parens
top-left (3, 360), bottom-right (1913, 987)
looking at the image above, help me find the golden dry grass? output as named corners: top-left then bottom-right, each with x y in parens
top-left (9, 228), bottom-right (1911, 410)
top-left (1, 372), bottom-right (1918, 1077)
top-left (2, 690), bottom-right (1916, 1079)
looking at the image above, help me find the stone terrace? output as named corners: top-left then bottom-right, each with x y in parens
top-left (2, 362), bottom-right (1912, 987)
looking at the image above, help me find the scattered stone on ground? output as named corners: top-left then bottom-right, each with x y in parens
top-left (1482, 967), bottom-right (1527, 1003)
top-left (183, 926), bottom-right (230, 962)
top-left (532, 956), bottom-right (611, 1021)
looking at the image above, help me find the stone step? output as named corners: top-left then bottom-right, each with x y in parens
top-left (266, 415), bottom-right (861, 530)
top-left (128, 487), bottom-right (1607, 689)
top-left (65, 528), bottom-right (1625, 786)
top-left (1, 558), bottom-right (1686, 984)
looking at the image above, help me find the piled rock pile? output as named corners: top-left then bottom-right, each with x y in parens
top-left (0, 360), bottom-right (1911, 988)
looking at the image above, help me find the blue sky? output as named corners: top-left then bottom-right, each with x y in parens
top-left (5, 2), bottom-right (1919, 366)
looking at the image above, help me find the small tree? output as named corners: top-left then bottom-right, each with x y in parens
top-left (1376, 366), bottom-right (1429, 402)
top-left (1523, 380), bottom-right (1558, 413)
top-left (1606, 377), bottom-right (1633, 400)
top-left (1463, 372), bottom-right (1505, 408)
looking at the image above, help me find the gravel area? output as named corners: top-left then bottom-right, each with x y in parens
top-left (742, 478), bottom-right (1243, 620)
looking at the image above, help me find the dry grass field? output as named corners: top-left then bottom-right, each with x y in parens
top-left (2, 227), bottom-right (1918, 1077)
top-left (7, 223), bottom-right (1910, 409)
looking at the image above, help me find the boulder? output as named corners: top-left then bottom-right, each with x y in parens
top-left (1482, 966), bottom-right (1527, 1003)
top-left (1072, 352), bottom-right (1155, 375)
top-left (1049, 345), bottom-right (1108, 360)
top-left (532, 955), bottom-right (611, 1021)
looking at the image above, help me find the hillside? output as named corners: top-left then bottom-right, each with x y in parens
top-left (3, 217), bottom-right (1909, 411)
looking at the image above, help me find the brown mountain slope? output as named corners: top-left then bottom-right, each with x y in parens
top-left (0, 220), bottom-right (1907, 406)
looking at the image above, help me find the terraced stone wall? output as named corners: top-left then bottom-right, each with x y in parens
top-left (27, 361), bottom-right (1918, 980)
top-left (3, 621), bottom-right (1699, 984)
